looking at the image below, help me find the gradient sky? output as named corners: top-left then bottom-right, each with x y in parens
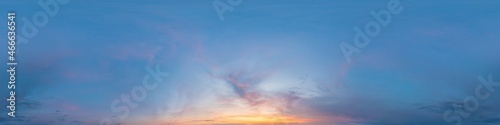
top-left (1, 0), bottom-right (500, 125)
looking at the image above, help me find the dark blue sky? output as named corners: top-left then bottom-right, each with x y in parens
top-left (1, 0), bottom-right (500, 125)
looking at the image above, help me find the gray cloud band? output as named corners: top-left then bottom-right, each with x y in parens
top-left (443, 74), bottom-right (500, 125)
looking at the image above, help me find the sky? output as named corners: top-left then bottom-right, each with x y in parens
top-left (1, 0), bottom-right (500, 125)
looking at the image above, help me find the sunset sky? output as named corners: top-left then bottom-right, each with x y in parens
top-left (1, 0), bottom-right (500, 125)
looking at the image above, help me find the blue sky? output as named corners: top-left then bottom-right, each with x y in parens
top-left (1, 0), bottom-right (500, 125)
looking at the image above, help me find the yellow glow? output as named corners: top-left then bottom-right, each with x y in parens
top-left (176, 114), bottom-right (312, 125)
top-left (226, 115), bottom-right (307, 124)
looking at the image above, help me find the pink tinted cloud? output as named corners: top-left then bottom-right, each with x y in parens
top-left (209, 65), bottom-right (279, 106)
top-left (158, 23), bottom-right (218, 68)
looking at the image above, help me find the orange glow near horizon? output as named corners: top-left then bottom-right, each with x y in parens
top-left (140, 81), bottom-right (329, 125)
top-left (214, 115), bottom-right (311, 124)
top-left (166, 114), bottom-right (313, 125)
